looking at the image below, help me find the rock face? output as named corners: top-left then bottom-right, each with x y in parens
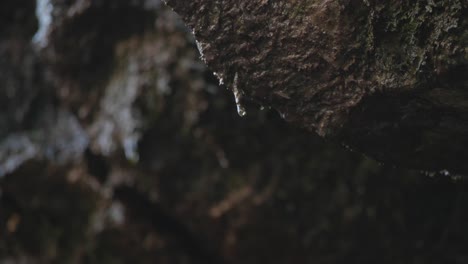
top-left (2, 0), bottom-right (468, 263)
top-left (164, 0), bottom-right (468, 173)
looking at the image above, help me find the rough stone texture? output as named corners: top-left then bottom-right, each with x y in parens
top-left (2, 0), bottom-right (468, 264)
top-left (164, 0), bottom-right (468, 173)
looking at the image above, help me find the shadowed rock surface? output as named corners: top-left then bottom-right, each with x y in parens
top-left (1, 1), bottom-right (468, 263)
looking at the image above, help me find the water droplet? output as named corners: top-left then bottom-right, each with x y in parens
top-left (440, 169), bottom-right (450, 176)
top-left (232, 72), bottom-right (247, 117)
top-left (237, 107), bottom-right (247, 117)
top-left (440, 170), bottom-right (450, 176)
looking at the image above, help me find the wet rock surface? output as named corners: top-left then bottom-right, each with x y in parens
top-left (1, 1), bottom-right (468, 263)
top-left (165, 0), bottom-right (468, 173)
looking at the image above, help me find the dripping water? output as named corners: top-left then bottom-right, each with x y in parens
top-left (232, 73), bottom-right (247, 117)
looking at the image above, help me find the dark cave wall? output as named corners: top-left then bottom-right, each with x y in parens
top-left (0, 1), bottom-right (468, 264)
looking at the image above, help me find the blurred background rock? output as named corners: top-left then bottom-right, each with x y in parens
top-left (0, 1), bottom-right (467, 263)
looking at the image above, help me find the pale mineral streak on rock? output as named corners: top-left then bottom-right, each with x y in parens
top-left (33, 0), bottom-right (53, 48)
top-left (0, 110), bottom-right (88, 177)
